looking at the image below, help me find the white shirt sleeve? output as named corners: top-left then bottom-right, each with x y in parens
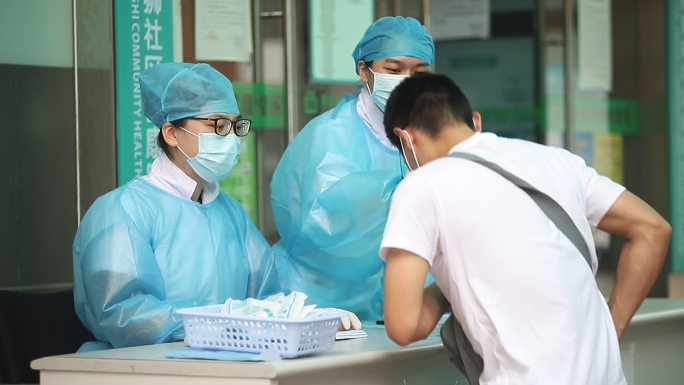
top-left (379, 173), bottom-right (440, 266)
top-left (580, 160), bottom-right (626, 227)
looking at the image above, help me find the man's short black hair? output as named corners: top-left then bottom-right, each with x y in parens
top-left (383, 73), bottom-right (474, 149)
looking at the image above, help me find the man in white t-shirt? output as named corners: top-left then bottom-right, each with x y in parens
top-left (379, 73), bottom-right (671, 385)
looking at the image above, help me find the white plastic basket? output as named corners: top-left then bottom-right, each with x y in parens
top-left (176, 304), bottom-right (341, 358)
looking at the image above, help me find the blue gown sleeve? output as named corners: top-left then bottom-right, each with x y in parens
top-left (75, 220), bottom-right (193, 348)
top-left (272, 110), bottom-right (399, 269)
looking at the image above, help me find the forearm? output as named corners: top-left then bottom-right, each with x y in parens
top-left (84, 271), bottom-right (188, 347)
top-left (596, 190), bottom-right (672, 339)
top-left (98, 295), bottom-right (186, 347)
top-left (411, 283), bottom-right (450, 341)
top-left (384, 250), bottom-right (441, 346)
top-left (608, 231), bottom-right (669, 339)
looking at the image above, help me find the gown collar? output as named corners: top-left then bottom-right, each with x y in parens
top-left (357, 87), bottom-right (395, 149)
top-left (142, 153), bottom-right (219, 204)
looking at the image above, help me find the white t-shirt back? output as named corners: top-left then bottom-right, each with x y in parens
top-left (381, 132), bottom-right (626, 385)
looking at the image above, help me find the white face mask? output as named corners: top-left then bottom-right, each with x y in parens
top-left (366, 68), bottom-right (409, 112)
top-left (176, 126), bottom-right (241, 182)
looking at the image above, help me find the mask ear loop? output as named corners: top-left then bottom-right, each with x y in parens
top-left (397, 144), bottom-right (407, 179)
top-left (398, 134), bottom-right (412, 172)
top-left (365, 67), bottom-right (376, 95)
top-left (404, 131), bottom-right (421, 170)
top-left (174, 125), bottom-right (200, 160)
top-left (398, 130), bottom-right (420, 171)
top-left (176, 144), bottom-right (192, 160)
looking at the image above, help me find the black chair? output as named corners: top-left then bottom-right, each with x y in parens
top-left (0, 289), bottom-right (94, 384)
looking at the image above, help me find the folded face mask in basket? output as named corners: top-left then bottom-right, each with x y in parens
top-left (176, 292), bottom-right (342, 358)
top-left (220, 291), bottom-right (318, 319)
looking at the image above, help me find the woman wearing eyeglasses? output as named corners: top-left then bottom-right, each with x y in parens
top-left (72, 63), bottom-right (280, 351)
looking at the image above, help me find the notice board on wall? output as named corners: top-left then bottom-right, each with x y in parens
top-left (309, 0), bottom-right (374, 83)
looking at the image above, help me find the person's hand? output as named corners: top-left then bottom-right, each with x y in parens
top-left (323, 307), bottom-right (362, 330)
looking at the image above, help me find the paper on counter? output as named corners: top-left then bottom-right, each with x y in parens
top-left (336, 329), bottom-right (368, 340)
top-left (165, 346), bottom-right (281, 361)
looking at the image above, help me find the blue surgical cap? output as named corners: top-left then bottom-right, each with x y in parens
top-left (138, 62), bottom-right (239, 127)
top-left (352, 16), bottom-right (435, 73)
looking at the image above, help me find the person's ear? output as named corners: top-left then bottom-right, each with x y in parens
top-left (472, 111), bottom-right (483, 132)
top-left (394, 127), bottom-right (421, 148)
top-left (161, 122), bottom-right (179, 147)
top-left (392, 127), bottom-right (410, 142)
top-left (358, 60), bottom-right (370, 83)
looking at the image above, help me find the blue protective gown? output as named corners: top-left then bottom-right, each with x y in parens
top-left (270, 92), bottom-right (403, 320)
top-left (73, 178), bottom-right (278, 351)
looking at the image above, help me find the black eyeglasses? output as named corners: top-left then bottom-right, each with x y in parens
top-left (187, 117), bottom-right (252, 136)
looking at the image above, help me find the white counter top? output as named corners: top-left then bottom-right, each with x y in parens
top-left (31, 298), bottom-right (684, 385)
top-left (32, 324), bottom-right (463, 385)
top-left (33, 325), bottom-right (444, 377)
top-left (627, 297), bottom-right (684, 324)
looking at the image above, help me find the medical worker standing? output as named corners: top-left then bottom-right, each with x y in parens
top-left (270, 16), bottom-right (434, 321)
top-left (72, 63), bottom-right (279, 351)
top-left (380, 74), bottom-right (671, 384)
